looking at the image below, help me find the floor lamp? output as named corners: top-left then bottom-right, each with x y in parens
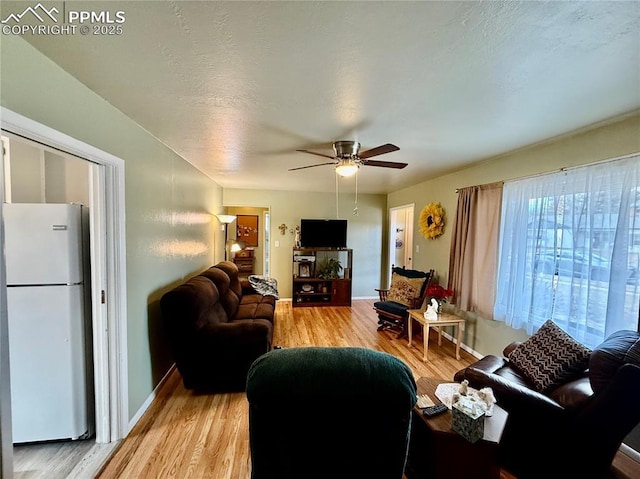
top-left (215, 214), bottom-right (236, 260)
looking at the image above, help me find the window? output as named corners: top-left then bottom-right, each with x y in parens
top-left (493, 155), bottom-right (640, 348)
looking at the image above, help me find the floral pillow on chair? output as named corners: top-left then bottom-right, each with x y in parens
top-left (387, 273), bottom-right (426, 307)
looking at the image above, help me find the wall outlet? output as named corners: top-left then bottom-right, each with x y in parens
top-left (275, 240), bottom-right (280, 247)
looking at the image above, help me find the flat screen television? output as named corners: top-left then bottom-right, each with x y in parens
top-left (300, 219), bottom-right (348, 248)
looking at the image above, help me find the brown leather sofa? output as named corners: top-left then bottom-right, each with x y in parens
top-left (454, 329), bottom-right (640, 479)
top-left (160, 261), bottom-right (276, 392)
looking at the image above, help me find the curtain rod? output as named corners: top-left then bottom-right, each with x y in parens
top-left (454, 181), bottom-right (503, 194)
top-left (455, 151), bottom-right (639, 193)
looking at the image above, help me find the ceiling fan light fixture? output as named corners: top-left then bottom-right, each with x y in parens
top-left (335, 161), bottom-right (359, 177)
top-left (334, 140), bottom-right (360, 158)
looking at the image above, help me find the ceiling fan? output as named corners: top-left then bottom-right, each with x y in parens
top-left (289, 141), bottom-right (407, 177)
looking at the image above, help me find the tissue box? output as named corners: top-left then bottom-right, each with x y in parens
top-left (451, 402), bottom-right (485, 443)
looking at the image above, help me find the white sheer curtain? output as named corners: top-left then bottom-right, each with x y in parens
top-left (493, 155), bottom-right (640, 348)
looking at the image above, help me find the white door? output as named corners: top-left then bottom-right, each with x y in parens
top-left (388, 204), bottom-right (415, 283)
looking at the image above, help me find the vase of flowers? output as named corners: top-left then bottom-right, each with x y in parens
top-left (426, 284), bottom-right (454, 312)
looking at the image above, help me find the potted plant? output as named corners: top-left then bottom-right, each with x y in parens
top-left (316, 257), bottom-right (343, 279)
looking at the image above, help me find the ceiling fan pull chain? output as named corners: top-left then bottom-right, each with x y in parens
top-left (335, 170), bottom-right (340, 219)
top-left (353, 168), bottom-right (359, 216)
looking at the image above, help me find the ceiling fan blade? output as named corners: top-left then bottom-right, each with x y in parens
top-left (362, 159), bottom-right (408, 169)
top-left (296, 149), bottom-right (335, 160)
top-left (288, 162), bottom-right (336, 171)
top-left (358, 143), bottom-right (400, 159)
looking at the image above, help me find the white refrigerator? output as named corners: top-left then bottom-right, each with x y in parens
top-left (5, 203), bottom-right (91, 443)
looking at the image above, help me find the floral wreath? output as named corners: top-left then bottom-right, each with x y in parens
top-left (419, 202), bottom-right (446, 239)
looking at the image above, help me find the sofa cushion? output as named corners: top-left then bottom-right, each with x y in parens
top-left (161, 276), bottom-right (228, 331)
top-left (589, 330), bottom-right (640, 394)
top-left (200, 265), bottom-right (241, 318)
top-left (373, 300), bottom-right (409, 318)
top-left (236, 297), bottom-right (276, 322)
top-left (507, 319), bottom-right (591, 393)
top-left (214, 261), bottom-right (243, 298)
top-left (546, 375), bottom-right (593, 411)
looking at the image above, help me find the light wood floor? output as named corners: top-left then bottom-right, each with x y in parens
top-left (14, 299), bottom-right (640, 478)
top-left (13, 439), bottom-right (118, 479)
top-left (97, 299), bottom-right (478, 479)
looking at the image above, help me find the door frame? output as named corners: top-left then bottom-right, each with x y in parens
top-left (388, 204), bottom-right (415, 284)
top-left (0, 107), bottom-right (129, 449)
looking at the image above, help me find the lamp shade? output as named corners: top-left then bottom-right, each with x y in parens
top-left (215, 214), bottom-right (236, 224)
top-left (230, 239), bottom-right (246, 252)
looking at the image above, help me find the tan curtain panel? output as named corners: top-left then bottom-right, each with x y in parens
top-left (448, 182), bottom-right (503, 317)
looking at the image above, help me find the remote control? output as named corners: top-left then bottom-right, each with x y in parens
top-left (422, 403), bottom-right (449, 417)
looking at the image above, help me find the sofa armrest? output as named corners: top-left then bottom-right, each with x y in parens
top-left (375, 288), bottom-right (389, 301)
top-left (503, 341), bottom-right (522, 356)
top-left (454, 355), bottom-right (508, 383)
top-left (464, 367), bottom-right (564, 416)
top-left (241, 279), bottom-right (259, 295)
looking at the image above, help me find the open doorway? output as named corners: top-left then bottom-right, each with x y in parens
top-left (226, 206), bottom-right (270, 278)
top-left (1, 108), bottom-right (128, 477)
top-left (388, 204), bottom-right (415, 282)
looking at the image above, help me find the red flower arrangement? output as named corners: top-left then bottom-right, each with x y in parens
top-left (426, 284), bottom-right (453, 301)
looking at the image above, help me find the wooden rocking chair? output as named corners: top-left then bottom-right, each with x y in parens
top-left (374, 266), bottom-right (435, 338)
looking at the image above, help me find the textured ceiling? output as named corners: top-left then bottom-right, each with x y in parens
top-left (14, 0), bottom-right (640, 194)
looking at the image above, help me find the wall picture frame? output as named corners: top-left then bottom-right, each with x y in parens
top-left (299, 261), bottom-right (312, 278)
top-left (237, 214), bottom-right (259, 247)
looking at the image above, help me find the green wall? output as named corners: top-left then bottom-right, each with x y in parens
top-left (224, 189), bottom-right (387, 299)
top-left (1, 36), bottom-right (225, 419)
top-left (389, 112), bottom-right (640, 357)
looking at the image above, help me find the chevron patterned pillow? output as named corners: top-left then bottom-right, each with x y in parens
top-left (507, 320), bottom-right (591, 392)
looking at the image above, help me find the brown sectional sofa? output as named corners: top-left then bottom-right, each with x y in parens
top-left (160, 261), bottom-right (276, 392)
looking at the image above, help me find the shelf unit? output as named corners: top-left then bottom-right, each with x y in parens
top-left (292, 248), bottom-right (353, 307)
top-left (233, 249), bottom-right (254, 277)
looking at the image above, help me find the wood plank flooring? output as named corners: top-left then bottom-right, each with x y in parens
top-left (13, 438), bottom-right (118, 479)
top-left (97, 299), bottom-right (478, 479)
top-left (15, 298), bottom-right (639, 477)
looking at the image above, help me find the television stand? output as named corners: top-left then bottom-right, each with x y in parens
top-left (292, 248), bottom-right (353, 307)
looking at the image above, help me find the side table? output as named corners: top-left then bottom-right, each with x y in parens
top-left (405, 377), bottom-right (508, 479)
top-left (233, 249), bottom-right (254, 277)
top-left (406, 310), bottom-right (465, 361)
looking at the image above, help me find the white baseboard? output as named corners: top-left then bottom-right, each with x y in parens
top-left (128, 364), bottom-right (176, 431)
top-left (438, 330), bottom-right (484, 360)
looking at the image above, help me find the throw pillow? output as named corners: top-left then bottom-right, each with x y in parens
top-left (392, 273), bottom-right (426, 298)
top-left (387, 279), bottom-right (417, 307)
top-left (507, 319), bottom-right (591, 393)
